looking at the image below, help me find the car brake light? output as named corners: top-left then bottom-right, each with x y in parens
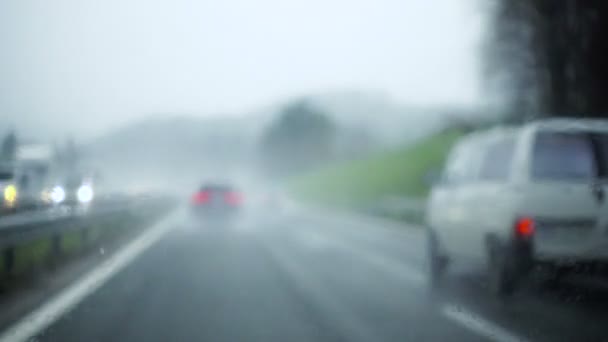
top-left (192, 191), bottom-right (210, 204)
top-left (225, 192), bottom-right (242, 205)
top-left (515, 217), bottom-right (534, 238)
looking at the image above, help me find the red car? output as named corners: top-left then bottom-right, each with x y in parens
top-left (190, 183), bottom-right (243, 219)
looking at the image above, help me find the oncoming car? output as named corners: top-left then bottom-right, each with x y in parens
top-left (426, 119), bottom-right (608, 296)
top-left (44, 177), bottom-right (95, 207)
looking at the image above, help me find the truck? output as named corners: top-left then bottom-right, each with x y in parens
top-left (11, 144), bottom-right (56, 209)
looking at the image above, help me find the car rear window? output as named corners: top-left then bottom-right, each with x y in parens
top-left (200, 184), bottom-right (233, 193)
top-left (531, 132), bottom-right (597, 181)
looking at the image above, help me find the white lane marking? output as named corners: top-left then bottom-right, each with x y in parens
top-left (356, 250), bottom-right (527, 342)
top-left (300, 206), bottom-right (422, 238)
top-left (355, 248), bottom-right (426, 287)
top-left (266, 242), bottom-right (379, 342)
top-left (322, 234), bottom-right (526, 342)
top-left (0, 213), bottom-right (177, 342)
top-left (442, 304), bottom-right (528, 342)
top-left (296, 229), bottom-right (426, 287)
top-left (295, 210), bottom-right (527, 342)
top-left (296, 230), bottom-right (332, 250)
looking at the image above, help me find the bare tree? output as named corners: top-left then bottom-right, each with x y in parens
top-left (0, 130), bottom-right (17, 162)
top-left (485, 0), bottom-right (608, 121)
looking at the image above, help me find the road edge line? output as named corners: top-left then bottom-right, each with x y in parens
top-left (441, 304), bottom-right (527, 342)
top-left (0, 213), bottom-right (175, 342)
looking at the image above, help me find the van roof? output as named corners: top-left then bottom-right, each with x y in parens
top-left (459, 125), bottom-right (521, 145)
top-left (527, 118), bottom-right (608, 131)
top-left (461, 118), bottom-right (608, 144)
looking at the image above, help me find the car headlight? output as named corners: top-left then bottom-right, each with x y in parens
top-left (51, 186), bottom-right (66, 204)
top-left (3, 184), bottom-right (17, 207)
top-left (77, 184), bottom-right (94, 203)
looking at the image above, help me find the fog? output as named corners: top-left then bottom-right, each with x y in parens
top-left (1, 0), bottom-right (483, 138)
top-left (0, 0), bottom-right (487, 195)
top-left (3, 4), bottom-right (608, 341)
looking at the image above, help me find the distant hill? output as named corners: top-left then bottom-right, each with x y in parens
top-left (84, 115), bottom-right (265, 191)
top-left (291, 90), bottom-right (459, 162)
top-left (306, 90), bottom-right (448, 145)
top-left (83, 91), bottom-right (471, 189)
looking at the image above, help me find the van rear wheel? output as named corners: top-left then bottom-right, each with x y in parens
top-left (487, 242), bottom-right (517, 297)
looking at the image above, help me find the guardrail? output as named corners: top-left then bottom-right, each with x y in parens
top-left (0, 195), bottom-right (172, 275)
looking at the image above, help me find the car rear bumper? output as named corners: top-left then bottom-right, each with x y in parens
top-left (191, 205), bottom-right (240, 216)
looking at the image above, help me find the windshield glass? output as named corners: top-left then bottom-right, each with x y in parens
top-left (2, 1), bottom-right (608, 341)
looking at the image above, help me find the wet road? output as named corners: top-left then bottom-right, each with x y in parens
top-left (15, 207), bottom-right (608, 342)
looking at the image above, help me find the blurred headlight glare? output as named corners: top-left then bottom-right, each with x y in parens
top-left (4, 184), bottom-right (17, 207)
top-left (51, 186), bottom-right (66, 204)
top-left (77, 185), bottom-right (94, 203)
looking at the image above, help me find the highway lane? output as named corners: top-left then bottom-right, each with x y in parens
top-left (295, 210), bottom-right (608, 342)
top-left (10, 207), bottom-right (608, 342)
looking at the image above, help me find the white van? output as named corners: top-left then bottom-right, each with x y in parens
top-left (426, 119), bottom-right (608, 295)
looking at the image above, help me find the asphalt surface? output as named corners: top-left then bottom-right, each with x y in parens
top-left (10, 205), bottom-right (608, 342)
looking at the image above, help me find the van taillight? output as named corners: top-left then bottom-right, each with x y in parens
top-left (515, 217), bottom-right (535, 238)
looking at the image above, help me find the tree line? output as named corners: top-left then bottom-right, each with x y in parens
top-left (485, 0), bottom-right (608, 122)
top-left (259, 99), bottom-right (336, 178)
top-left (0, 130), bottom-right (80, 170)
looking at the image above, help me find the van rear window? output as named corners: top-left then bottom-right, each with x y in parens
top-left (532, 132), bottom-right (596, 181)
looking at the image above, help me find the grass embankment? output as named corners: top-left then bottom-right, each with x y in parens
top-left (290, 130), bottom-right (463, 221)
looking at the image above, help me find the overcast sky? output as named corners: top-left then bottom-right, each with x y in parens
top-left (0, 0), bottom-right (484, 139)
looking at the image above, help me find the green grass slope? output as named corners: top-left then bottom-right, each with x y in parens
top-left (290, 130), bottom-right (462, 208)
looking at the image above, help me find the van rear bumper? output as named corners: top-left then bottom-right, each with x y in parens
top-left (534, 242), bottom-right (608, 264)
